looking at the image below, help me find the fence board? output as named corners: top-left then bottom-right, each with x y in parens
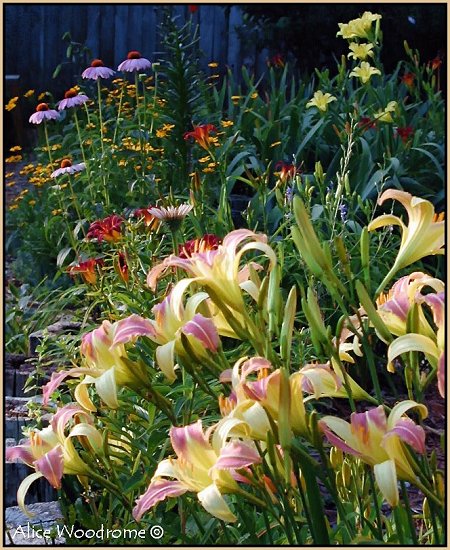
top-left (4, 5), bottom-right (246, 97)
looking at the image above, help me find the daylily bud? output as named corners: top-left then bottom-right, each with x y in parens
top-left (302, 287), bottom-right (330, 354)
top-left (341, 460), bottom-right (352, 488)
top-left (280, 286), bottom-right (297, 364)
top-left (268, 265), bottom-right (282, 336)
top-left (355, 280), bottom-right (393, 343)
top-left (330, 446), bottom-right (343, 469)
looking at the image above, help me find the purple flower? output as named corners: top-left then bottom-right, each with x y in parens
top-left (29, 103), bottom-right (59, 124)
top-left (51, 159), bottom-right (86, 178)
top-left (82, 59), bottom-right (115, 81)
top-left (57, 88), bottom-right (89, 110)
top-left (118, 50), bottom-right (151, 72)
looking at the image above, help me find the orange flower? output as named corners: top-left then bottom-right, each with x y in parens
top-left (183, 124), bottom-right (217, 150)
top-left (401, 72), bottom-right (415, 87)
top-left (67, 258), bottom-right (103, 285)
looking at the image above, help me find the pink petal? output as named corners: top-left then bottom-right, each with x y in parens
top-left (351, 406), bottom-right (387, 435)
top-left (215, 441), bottom-right (261, 470)
top-left (34, 446), bottom-right (64, 488)
top-left (133, 480), bottom-right (187, 521)
top-left (219, 369), bottom-right (233, 383)
top-left (182, 314), bottom-right (219, 351)
top-left (170, 420), bottom-right (210, 459)
top-left (6, 443), bottom-right (34, 465)
top-left (42, 371), bottom-right (71, 405)
top-left (112, 314), bottom-right (156, 345)
top-left (51, 403), bottom-right (90, 433)
top-left (388, 418), bottom-right (426, 454)
top-left (421, 292), bottom-right (445, 328)
top-left (319, 420), bottom-right (362, 457)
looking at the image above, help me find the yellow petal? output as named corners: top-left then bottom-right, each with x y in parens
top-left (373, 459), bottom-right (399, 506)
top-left (197, 483), bottom-right (237, 522)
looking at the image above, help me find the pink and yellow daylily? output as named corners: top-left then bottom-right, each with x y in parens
top-left (387, 291), bottom-right (445, 396)
top-left (133, 420), bottom-right (261, 523)
top-left (368, 190), bottom-right (445, 294)
top-left (43, 314), bottom-right (155, 410)
top-left (376, 272), bottom-right (444, 341)
top-left (319, 401), bottom-right (427, 506)
top-left (141, 279), bottom-right (221, 382)
top-left (147, 229), bottom-right (277, 313)
top-left (6, 404), bottom-right (102, 515)
top-left (219, 357), bottom-right (309, 438)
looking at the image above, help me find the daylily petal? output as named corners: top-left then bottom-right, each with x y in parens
top-left (155, 340), bottom-right (177, 382)
top-left (215, 441), bottom-right (261, 470)
top-left (387, 333), bottom-right (439, 372)
top-left (319, 417), bottom-right (361, 456)
top-left (133, 479), bottom-right (188, 522)
top-left (388, 419), bottom-right (425, 454)
top-left (17, 472), bottom-right (45, 517)
top-left (94, 367), bottom-right (119, 408)
top-left (182, 314), bottom-right (220, 351)
top-left (374, 459), bottom-right (399, 506)
top-left (387, 399), bottom-right (428, 428)
top-left (197, 483), bottom-right (237, 522)
top-left (112, 314), bottom-right (156, 345)
top-left (34, 446), bottom-right (64, 488)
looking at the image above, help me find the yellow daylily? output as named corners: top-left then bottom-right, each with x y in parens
top-left (320, 401), bottom-right (427, 506)
top-left (306, 90), bottom-right (337, 112)
top-left (337, 11), bottom-right (382, 40)
top-left (350, 61), bottom-right (381, 83)
top-left (143, 279), bottom-right (222, 382)
top-left (375, 100), bottom-right (397, 123)
top-left (348, 42), bottom-right (375, 60)
top-left (368, 190), bottom-right (445, 294)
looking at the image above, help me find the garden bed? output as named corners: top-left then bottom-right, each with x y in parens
top-left (4, 8), bottom-right (445, 546)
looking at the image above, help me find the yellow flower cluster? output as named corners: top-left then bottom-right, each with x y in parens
top-left (338, 12), bottom-right (382, 85)
top-left (24, 89), bottom-right (35, 98)
top-left (155, 123), bottom-right (175, 138)
top-left (6, 155), bottom-right (23, 163)
top-left (10, 145), bottom-right (22, 152)
top-left (5, 97), bottom-right (19, 111)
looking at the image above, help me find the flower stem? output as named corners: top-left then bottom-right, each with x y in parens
top-left (73, 110), bottom-right (94, 200)
top-left (97, 79), bottom-right (110, 207)
top-left (43, 121), bottom-right (53, 166)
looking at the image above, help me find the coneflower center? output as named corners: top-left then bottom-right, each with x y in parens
top-left (36, 103), bottom-right (49, 112)
top-left (91, 59), bottom-right (104, 67)
top-left (127, 50), bottom-right (142, 59)
top-left (64, 88), bottom-right (78, 99)
top-left (61, 159), bottom-right (72, 168)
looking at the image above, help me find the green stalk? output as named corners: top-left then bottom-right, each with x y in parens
top-left (96, 79), bottom-right (109, 206)
top-left (66, 174), bottom-right (83, 226)
top-left (400, 481), bottom-right (418, 544)
top-left (112, 85), bottom-right (125, 146)
top-left (73, 110), bottom-right (94, 199)
top-left (43, 121), bottom-right (54, 166)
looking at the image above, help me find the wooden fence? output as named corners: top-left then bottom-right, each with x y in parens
top-left (4, 4), bottom-right (272, 96)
